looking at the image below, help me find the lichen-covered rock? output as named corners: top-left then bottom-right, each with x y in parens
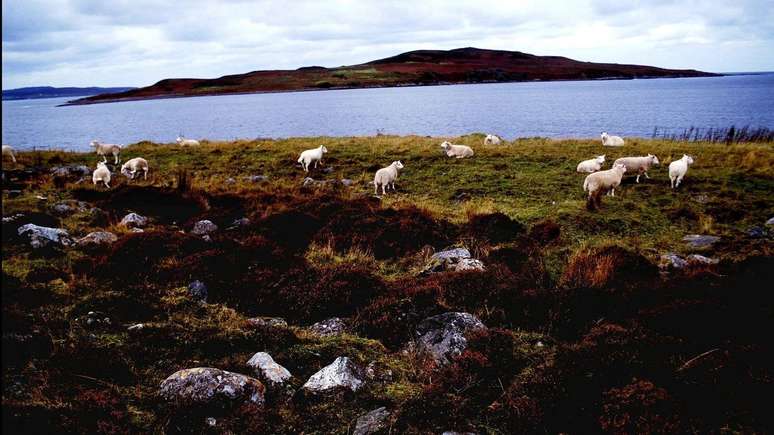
top-left (302, 177), bottom-right (316, 187)
top-left (682, 234), bottom-right (720, 248)
top-left (17, 224), bottom-right (73, 249)
top-left (191, 220), bottom-right (218, 236)
top-left (246, 352), bottom-right (292, 386)
top-left (188, 281), bottom-right (208, 302)
top-left (76, 231), bottom-right (118, 247)
top-left (747, 226), bottom-right (766, 238)
top-left (309, 317), bottom-right (347, 336)
top-left (52, 200), bottom-right (90, 216)
top-left (687, 254), bottom-right (719, 265)
top-left (246, 317), bottom-right (288, 328)
top-left (415, 312), bottom-right (486, 364)
top-left (421, 248), bottom-right (485, 274)
top-left (159, 367), bottom-right (265, 406)
top-left (766, 217), bottom-right (774, 226)
top-left (119, 212), bottom-right (148, 228)
top-left (354, 407), bottom-right (390, 435)
top-left (659, 253), bottom-right (688, 270)
top-left (51, 165), bottom-right (90, 178)
top-left (302, 357), bottom-right (364, 393)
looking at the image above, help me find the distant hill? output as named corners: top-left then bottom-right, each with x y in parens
top-left (3, 86), bottom-right (136, 101)
top-left (66, 47), bottom-right (718, 105)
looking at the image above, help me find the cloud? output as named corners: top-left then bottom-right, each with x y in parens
top-left (2, 0), bottom-right (773, 89)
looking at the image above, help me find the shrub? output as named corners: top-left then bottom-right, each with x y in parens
top-left (600, 379), bottom-right (680, 435)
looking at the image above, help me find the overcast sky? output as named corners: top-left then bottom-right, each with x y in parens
top-left (3, 0), bottom-right (773, 89)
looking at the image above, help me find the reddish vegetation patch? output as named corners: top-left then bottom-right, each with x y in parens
top-left (560, 245), bottom-right (658, 290)
top-left (528, 220), bottom-right (561, 244)
top-left (600, 380), bottom-right (679, 434)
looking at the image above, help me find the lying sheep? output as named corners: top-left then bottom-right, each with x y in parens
top-left (601, 132), bottom-right (625, 147)
top-left (484, 134), bottom-right (501, 145)
top-left (669, 154), bottom-right (694, 189)
top-left (440, 141), bottom-right (474, 158)
top-left (90, 140), bottom-right (121, 164)
top-left (121, 157), bottom-right (149, 180)
top-left (92, 162), bottom-right (111, 188)
top-left (374, 161), bottom-right (404, 195)
top-left (583, 163), bottom-right (627, 209)
top-left (613, 154), bottom-right (660, 183)
top-left (577, 155), bottom-right (605, 173)
top-left (176, 136), bottom-right (200, 146)
top-left (2, 145), bottom-right (16, 163)
top-left (297, 145), bottom-right (328, 172)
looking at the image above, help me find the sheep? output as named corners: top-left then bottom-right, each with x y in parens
top-left (613, 154), bottom-right (660, 183)
top-left (176, 136), bottom-right (200, 146)
top-left (668, 154), bottom-right (694, 189)
top-left (601, 132), bottom-right (625, 147)
top-left (90, 140), bottom-right (121, 164)
top-left (576, 155), bottom-right (606, 173)
top-left (92, 161), bottom-right (111, 188)
top-left (121, 157), bottom-right (149, 180)
top-left (484, 134), bottom-right (501, 145)
top-left (2, 145), bottom-right (17, 163)
top-left (583, 163), bottom-right (627, 209)
top-left (440, 141), bottom-right (474, 158)
top-left (374, 161), bottom-right (404, 195)
top-left (297, 145), bottom-right (328, 172)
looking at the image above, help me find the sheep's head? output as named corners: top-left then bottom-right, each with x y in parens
top-left (440, 141), bottom-right (451, 150)
top-left (684, 154), bottom-right (695, 165)
top-left (393, 161), bottom-right (404, 170)
top-left (96, 161), bottom-right (107, 168)
top-left (176, 136), bottom-right (183, 143)
top-left (90, 140), bottom-right (100, 148)
top-left (601, 132), bottom-right (608, 139)
top-left (649, 154), bottom-right (660, 165)
top-left (320, 145), bottom-right (328, 153)
top-left (596, 155), bottom-right (606, 163)
top-left (614, 163), bottom-right (627, 172)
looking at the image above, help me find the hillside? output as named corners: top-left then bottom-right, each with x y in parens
top-left (2, 86), bottom-right (136, 101)
top-left (2, 135), bottom-right (772, 433)
top-left (66, 47), bottom-right (717, 105)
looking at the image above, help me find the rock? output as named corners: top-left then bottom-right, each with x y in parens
top-left (340, 178), bottom-right (353, 187)
top-left (365, 361), bottom-right (393, 382)
top-left (747, 226), bottom-right (766, 238)
top-left (246, 352), bottom-right (292, 386)
top-left (246, 175), bottom-right (268, 183)
top-left (78, 311), bottom-right (111, 329)
top-left (119, 212), bottom-right (148, 228)
top-left (766, 217), bottom-right (774, 226)
top-left (302, 177), bottom-right (316, 187)
top-left (130, 228), bottom-right (144, 233)
top-left (127, 323), bottom-right (144, 331)
top-left (421, 248), bottom-right (485, 274)
top-left (354, 407), bottom-right (390, 435)
top-left (225, 177), bottom-right (236, 184)
top-left (206, 417), bottom-right (217, 427)
top-left (687, 254), bottom-right (719, 265)
top-left (682, 234), bottom-right (720, 248)
top-left (76, 231), bottom-right (118, 247)
top-left (309, 317), bottom-right (347, 336)
top-left (227, 217), bottom-right (251, 230)
top-left (52, 201), bottom-right (89, 216)
top-left (692, 194), bottom-right (709, 204)
top-left (302, 357), bottom-right (364, 393)
top-left (246, 317), bottom-right (288, 328)
top-left (659, 253), bottom-right (688, 270)
top-left (321, 166), bottom-right (334, 174)
top-left (188, 280), bottom-right (208, 302)
top-left (51, 165), bottom-right (90, 178)
top-left (415, 312), bottom-right (486, 364)
top-left (191, 220), bottom-right (218, 236)
top-left (159, 367), bottom-right (265, 406)
top-left (17, 224), bottom-right (73, 249)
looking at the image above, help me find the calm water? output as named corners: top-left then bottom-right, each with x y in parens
top-left (3, 73), bottom-right (774, 151)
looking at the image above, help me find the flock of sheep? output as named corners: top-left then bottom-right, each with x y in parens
top-left (2, 132), bottom-right (695, 206)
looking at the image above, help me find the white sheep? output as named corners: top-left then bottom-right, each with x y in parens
top-left (601, 132), bottom-right (625, 147)
top-left (583, 163), bottom-right (627, 201)
top-left (577, 155), bottom-right (606, 173)
top-left (90, 140), bottom-right (121, 164)
top-left (176, 136), bottom-right (200, 146)
top-left (613, 154), bottom-right (660, 183)
top-left (92, 161), bottom-right (111, 188)
top-left (374, 160), bottom-right (404, 195)
top-left (297, 145), bottom-right (328, 172)
top-left (121, 157), bottom-right (149, 180)
top-left (2, 145), bottom-right (17, 163)
top-left (440, 141), bottom-right (474, 158)
top-left (484, 134), bottom-right (501, 145)
top-left (668, 154), bottom-right (694, 189)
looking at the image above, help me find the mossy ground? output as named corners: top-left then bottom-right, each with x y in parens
top-left (2, 135), bottom-right (773, 433)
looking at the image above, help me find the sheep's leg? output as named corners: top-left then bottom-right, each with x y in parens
top-left (314, 160), bottom-right (318, 168)
top-left (644, 171), bottom-right (650, 179)
top-left (610, 188), bottom-right (615, 197)
top-left (104, 180), bottom-right (110, 189)
top-left (102, 154), bottom-right (107, 163)
top-left (144, 169), bottom-right (148, 180)
top-left (374, 183), bottom-right (379, 195)
top-left (670, 177), bottom-right (675, 189)
top-left (114, 154), bottom-right (119, 165)
top-left (382, 185), bottom-right (386, 195)
top-left (635, 174), bottom-right (641, 183)
top-left (676, 176), bottom-right (683, 188)
top-left (391, 182), bottom-right (396, 191)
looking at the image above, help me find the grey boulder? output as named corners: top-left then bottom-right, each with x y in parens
top-left (415, 312), bottom-right (486, 364)
top-left (191, 220), bottom-right (218, 236)
top-left (302, 357), bottom-right (364, 393)
top-left (421, 248), bottom-right (485, 274)
top-left (159, 367), bottom-right (265, 406)
top-left (246, 352), bottom-right (292, 386)
top-left (188, 280), bottom-right (208, 302)
top-left (309, 317), bottom-right (347, 336)
top-left (76, 231), bottom-right (118, 247)
top-left (17, 224), bottom-right (73, 249)
top-left (682, 234), bottom-right (720, 248)
top-left (119, 212), bottom-right (148, 228)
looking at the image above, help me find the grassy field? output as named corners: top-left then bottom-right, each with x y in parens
top-left (2, 135), bottom-right (773, 433)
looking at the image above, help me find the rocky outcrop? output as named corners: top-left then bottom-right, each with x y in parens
top-left (246, 352), bottom-right (292, 386)
top-left (415, 312), bottom-right (486, 364)
top-left (17, 224), bottom-right (73, 249)
top-left (302, 357), bottom-right (364, 393)
top-left (420, 248), bottom-right (485, 274)
top-left (159, 367), bottom-right (265, 406)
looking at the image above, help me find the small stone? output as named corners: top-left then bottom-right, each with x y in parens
top-left (747, 226), bottom-right (766, 238)
top-left (191, 220), bottom-right (218, 236)
top-left (201, 234), bottom-right (212, 242)
top-left (246, 352), bottom-right (292, 386)
top-left (76, 231), bottom-right (118, 248)
top-left (206, 417), bottom-right (217, 427)
top-left (692, 194), bottom-right (709, 204)
top-left (128, 323), bottom-right (144, 331)
top-left (225, 177), bottom-right (236, 184)
top-left (766, 217), bottom-right (774, 226)
top-left (354, 407), bottom-right (390, 435)
top-left (687, 254), bottom-right (719, 265)
top-left (130, 228), bottom-right (144, 233)
top-left (302, 177), bottom-right (316, 187)
top-left (188, 280), bottom-right (208, 302)
top-left (119, 212), bottom-right (148, 228)
top-left (660, 253), bottom-right (688, 270)
top-left (302, 357), bottom-right (364, 393)
top-left (246, 175), bottom-right (268, 183)
top-left (340, 179), bottom-right (353, 187)
top-left (309, 317), bottom-right (347, 336)
top-left (682, 234), bottom-right (720, 248)
top-left (246, 317), bottom-right (288, 328)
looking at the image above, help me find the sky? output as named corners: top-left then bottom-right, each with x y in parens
top-left (2, 0), bottom-right (773, 89)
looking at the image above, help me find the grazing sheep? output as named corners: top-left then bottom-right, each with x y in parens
top-left (484, 134), bottom-right (501, 145)
top-left (92, 162), bottom-right (111, 188)
top-left (121, 157), bottom-right (149, 180)
top-left (374, 161), bottom-right (404, 195)
top-left (297, 145), bottom-right (328, 172)
top-left (601, 132), bottom-right (625, 147)
top-left (613, 154), bottom-right (660, 183)
top-left (2, 145), bottom-right (17, 163)
top-left (176, 136), bottom-right (200, 146)
top-left (583, 163), bottom-right (627, 210)
top-left (577, 155), bottom-right (606, 173)
top-left (440, 141), bottom-right (474, 158)
top-left (90, 140), bottom-right (121, 164)
top-left (669, 154), bottom-right (695, 189)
